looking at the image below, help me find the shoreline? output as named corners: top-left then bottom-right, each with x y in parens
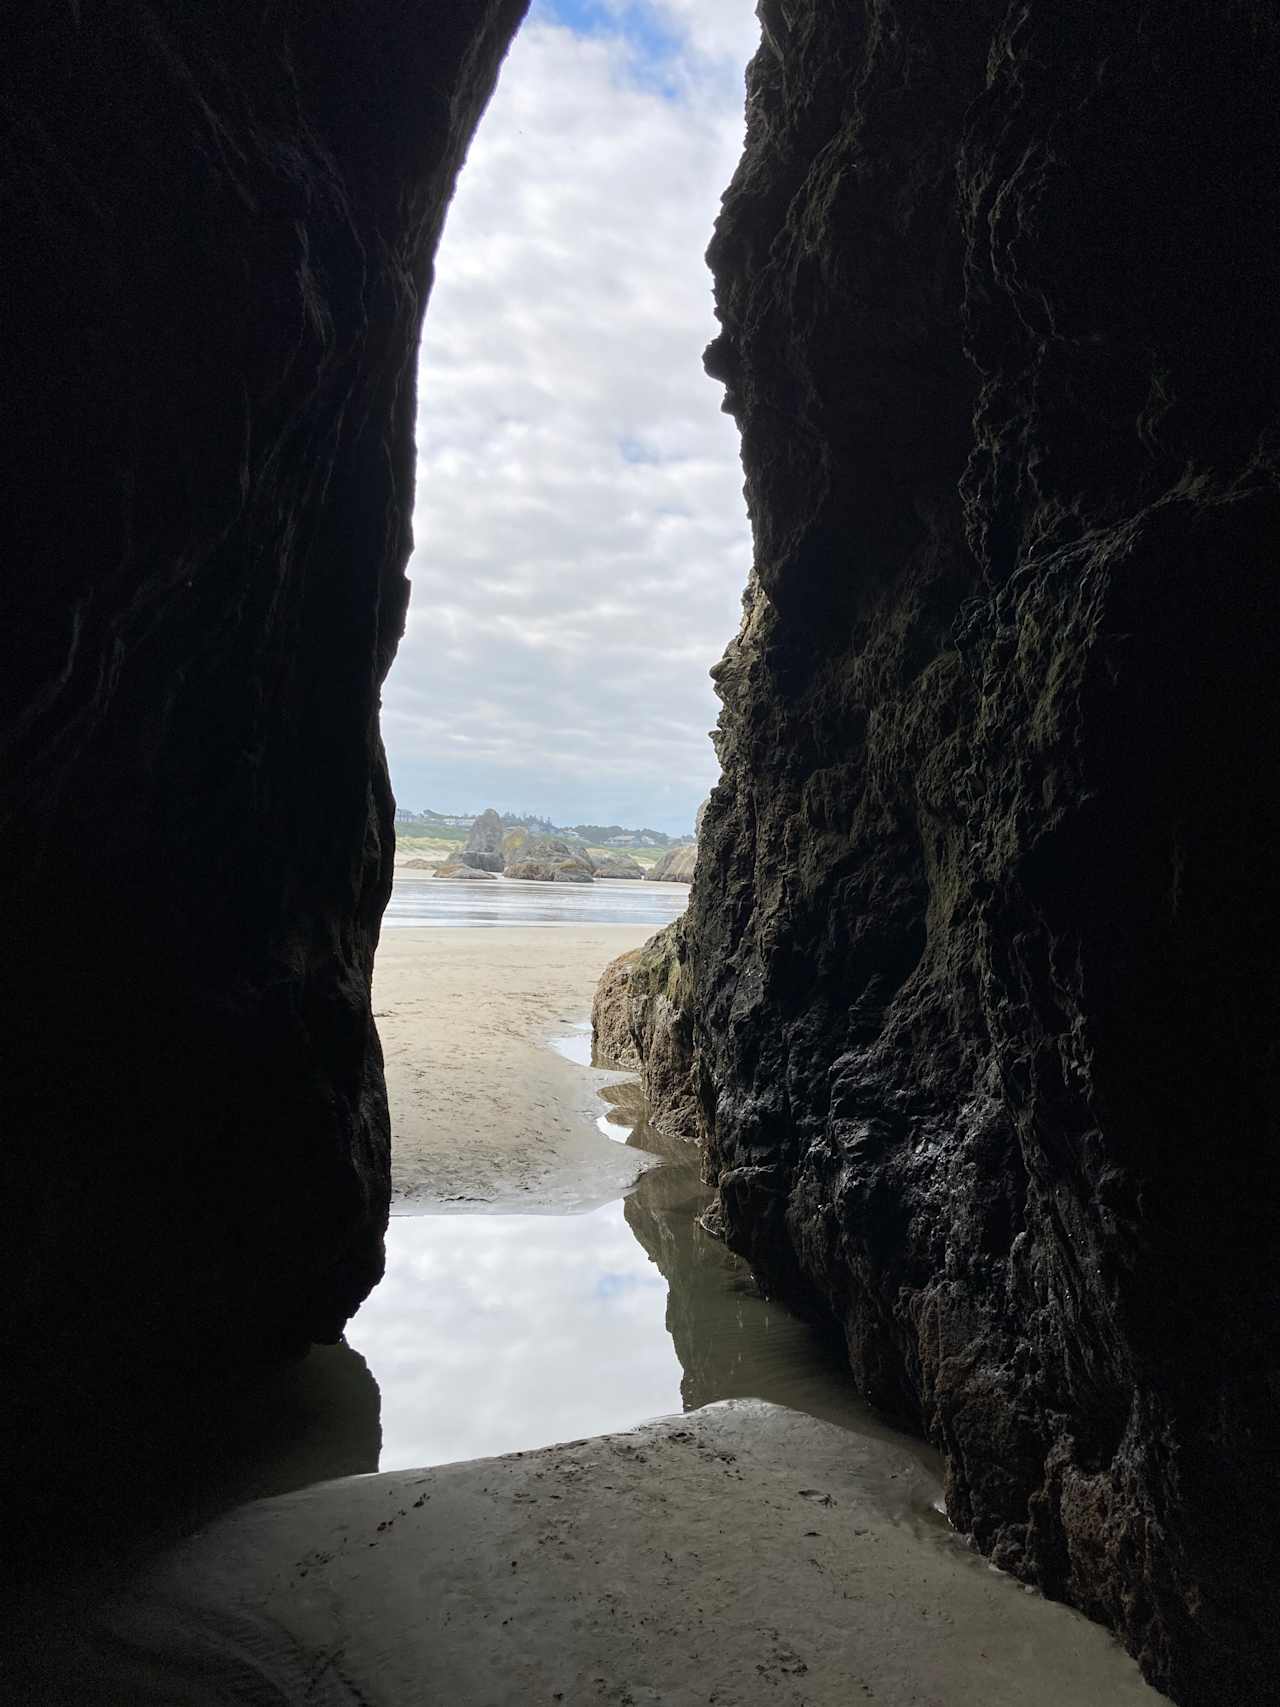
top-left (375, 924), bottom-right (658, 1213)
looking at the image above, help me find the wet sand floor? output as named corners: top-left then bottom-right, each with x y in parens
top-left (11, 954), bottom-right (1166, 1704)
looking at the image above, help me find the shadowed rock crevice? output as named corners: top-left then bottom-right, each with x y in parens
top-left (1, 0), bottom-right (528, 1521)
top-left (687, 5), bottom-right (1280, 1704)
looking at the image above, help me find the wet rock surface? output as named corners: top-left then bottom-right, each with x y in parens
top-left (689, 6), bottom-right (1280, 1704)
top-left (0, 1), bottom-right (527, 1522)
top-left (592, 951), bottom-right (646, 1071)
top-left (594, 921), bottom-right (698, 1139)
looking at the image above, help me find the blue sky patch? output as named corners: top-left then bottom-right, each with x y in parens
top-left (529, 0), bottom-right (689, 98)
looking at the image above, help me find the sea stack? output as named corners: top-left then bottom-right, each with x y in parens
top-left (460, 808), bottom-right (507, 872)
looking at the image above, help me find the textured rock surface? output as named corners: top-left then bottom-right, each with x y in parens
top-left (593, 922), bottom-right (698, 1139)
top-left (505, 859), bottom-right (595, 883)
top-left (433, 864), bottom-right (498, 881)
top-left (690, 6), bottom-right (1280, 1704)
top-left (591, 951), bottom-right (645, 1071)
top-left (0, 0), bottom-right (526, 1518)
top-left (591, 853), bottom-right (645, 878)
top-left (506, 837), bottom-right (595, 883)
top-left (460, 808), bottom-right (507, 871)
top-left (648, 842), bottom-right (698, 882)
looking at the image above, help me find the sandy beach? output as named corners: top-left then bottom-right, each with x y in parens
top-left (376, 925), bottom-right (657, 1211)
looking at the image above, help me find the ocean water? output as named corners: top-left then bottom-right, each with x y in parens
top-left (383, 873), bottom-right (689, 928)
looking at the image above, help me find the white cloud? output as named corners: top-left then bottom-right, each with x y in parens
top-left (381, 7), bottom-right (756, 834)
top-left (647, 0), bottom-right (762, 67)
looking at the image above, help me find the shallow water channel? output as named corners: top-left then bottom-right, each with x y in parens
top-left (341, 1032), bottom-right (936, 1490)
top-left (203, 1021), bottom-right (940, 1524)
top-left (28, 1024), bottom-right (1163, 1707)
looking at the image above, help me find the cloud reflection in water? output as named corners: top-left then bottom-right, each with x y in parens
top-left (345, 1082), bottom-right (915, 1478)
top-left (345, 1202), bottom-right (681, 1470)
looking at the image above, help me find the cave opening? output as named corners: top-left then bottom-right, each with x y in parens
top-left (11, 0), bottom-right (1275, 1699)
top-left (382, 2), bottom-right (753, 848)
top-left (343, 3), bottom-right (773, 1473)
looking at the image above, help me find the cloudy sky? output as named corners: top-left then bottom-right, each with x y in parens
top-left (381, 0), bottom-right (760, 835)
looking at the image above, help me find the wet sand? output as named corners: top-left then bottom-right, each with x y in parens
top-left (26, 1403), bottom-right (1161, 1706)
top-left (14, 927), bottom-right (1167, 1703)
top-left (376, 925), bottom-right (656, 1211)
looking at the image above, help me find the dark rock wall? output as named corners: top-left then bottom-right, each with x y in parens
top-left (694, 5), bottom-right (1280, 1702)
top-left (1, 0), bottom-right (525, 1507)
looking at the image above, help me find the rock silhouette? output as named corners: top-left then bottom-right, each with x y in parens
top-left (687, 5), bottom-right (1280, 1702)
top-left (1, 0), bottom-right (527, 1526)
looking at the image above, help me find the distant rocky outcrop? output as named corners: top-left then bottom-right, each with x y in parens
top-left (505, 860), bottom-right (593, 883)
top-left (505, 836), bottom-right (595, 884)
top-left (501, 826), bottom-right (530, 865)
top-left (432, 863), bottom-right (496, 881)
top-left (648, 843), bottom-right (696, 883)
top-left (592, 920), bottom-right (697, 1139)
top-left (646, 797), bottom-right (707, 883)
top-left (591, 853), bottom-right (644, 879)
top-left (400, 858), bottom-right (439, 870)
top-left (460, 808), bottom-right (505, 872)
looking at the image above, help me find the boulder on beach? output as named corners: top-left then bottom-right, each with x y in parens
top-left (505, 837), bottom-right (596, 883)
top-left (460, 808), bottom-right (505, 872)
top-left (433, 863), bottom-right (497, 880)
top-left (505, 858), bottom-right (595, 884)
top-left (591, 854), bottom-right (645, 879)
top-left (400, 857), bottom-right (439, 870)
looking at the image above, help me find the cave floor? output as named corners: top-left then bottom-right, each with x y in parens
top-left (22, 1401), bottom-right (1161, 1705)
top-left (12, 923), bottom-right (1165, 1702)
